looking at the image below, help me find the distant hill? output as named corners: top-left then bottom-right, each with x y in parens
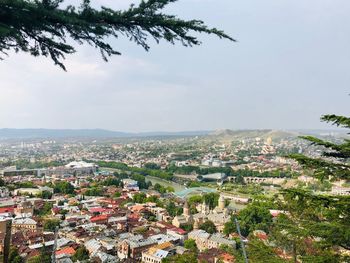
top-left (207, 129), bottom-right (298, 141)
top-left (0, 128), bottom-right (210, 139)
top-left (0, 128), bottom-right (129, 139)
top-left (0, 128), bottom-right (345, 140)
top-left (207, 129), bottom-right (348, 142)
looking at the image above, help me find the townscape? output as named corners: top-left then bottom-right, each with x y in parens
top-left (0, 0), bottom-right (349, 262)
top-left (0, 129), bottom-right (349, 263)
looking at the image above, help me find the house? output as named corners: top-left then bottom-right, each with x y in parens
top-left (188, 230), bottom-right (236, 252)
top-left (117, 234), bottom-right (157, 260)
top-left (141, 242), bottom-right (175, 263)
top-left (122, 179), bottom-right (139, 191)
top-left (12, 217), bottom-right (37, 234)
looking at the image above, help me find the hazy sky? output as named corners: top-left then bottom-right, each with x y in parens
top-left (0, 0), bottom-right (349, 132)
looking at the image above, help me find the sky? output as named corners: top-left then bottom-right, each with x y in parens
top-left (0, 0), bottom-right (349, 132)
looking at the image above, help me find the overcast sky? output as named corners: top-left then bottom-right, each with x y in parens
top-left (0, 0), bottom-right (349, 132)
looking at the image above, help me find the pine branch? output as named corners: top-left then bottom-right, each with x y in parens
top-left (321, 115), bottom-right (350, 130)
top-left (299, 136), bottom-right (350, 159)
top-left (0, 0), bottom-right (235, 70)
top-left (289, 154), bottom-right (350, 180)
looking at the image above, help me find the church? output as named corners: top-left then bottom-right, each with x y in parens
top-left (172, 195), bottom-right (231, 233)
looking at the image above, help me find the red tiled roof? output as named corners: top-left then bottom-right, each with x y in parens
top-left (56, 247), bottom-right (76, 256)
top-left (90, 214), bottom-right (109, 222)
top-left (0, 207), bottom-right (14, 213)
top-left (219, 253), bottom-right (235, 262)
top-left (169, 227), bottom-right (187, 235)
top-left (89, 207), bottom-right (107, 213)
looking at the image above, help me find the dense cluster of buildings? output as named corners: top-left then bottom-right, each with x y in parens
top-left (0, 166), bottom-right (239, 263)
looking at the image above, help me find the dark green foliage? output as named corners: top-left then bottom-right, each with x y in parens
top-left (43, 219), bottom-right (60, 231)
top-left (40, 190), bottom-right (53, 199)
top-left (199, 220), bottom-right (217, 234)
top-left (223, 217), bottom-right (236, 236)
top-left (203, 192), bottom-right (220, 210)
top-left (84, 187), bottom-right (103, 196)
top-left (166, 201), bottom-right (182, 217)
top-left (224, 204), bottom-right (273, 237)
top-left (9, 247), bottom-right (23, 263)
top-left (16, 181), bottom-right (35, 188)
top-left (276, 114), bottom-right (350, 261)
top-left (0, 0), bottom-right (234, 70)
top-left (187, 193), bottom-right (219, 210)
top-left (244, 237), bottom-right (286, 263)
top-left (184, 239), bottom-right (197, 251)
top-left (54, 181), bottom-right (75, 194)
top-left (289, 114), bottom-right (350, 181)
top-left (102, 177), bottom-right (122, 187)
top-left (188, 195), bottom-right (203, 205)
top-left (72, 246), bottom-right (89, 262)
top-left (131, 173), bottom-right (151, 189)
top-left (181, 223), bottom-right (193, 232)
top-left (154, 183), bottom-right (166, 194)
top-left (235, 174), bottom-right (245, 184)
top-left (98, 161), bottom-right (128, 170)
top-left (35, 201), bottom-right (53, 216)
top-left (133, 192), bottom-right (147, 203)
top-left (144, 162), bottom-right (161, 170)
top-left (27, 245), bottom-right (51, 263)
top-left (162, 252), bottom-right (198, 263)
top-left (153, 183), bottom-right (174, 194)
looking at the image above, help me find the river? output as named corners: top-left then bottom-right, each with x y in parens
top-left (145, 176), bottom-right (186, 192)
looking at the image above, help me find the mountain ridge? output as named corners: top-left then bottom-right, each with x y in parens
top-left (0, 128), bottom-right (346, 139)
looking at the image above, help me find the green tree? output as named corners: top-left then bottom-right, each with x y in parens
top-left (234, 204), bottom-right (273, 237)
top-left (199, 220), bottom-right (217, 234)
top-left (245, 237), bottom-right (286, 263)
top-left (203, 192), bottom-right (220, 210)
top-left (35, 201), bottom-right (53, 216)
top-left (84, 187), bottom-right (103, 196)
top-left (28, 246), bottom-right (50, 263)
top-left (0, 0), bottom-right (234, 70)
top-left (72, 246), bottom-right (89, 262)
top-left (0, 178), bottom-right (5, 187)
top-left (9, 247), bottom-right (23, 263)
top-left (166, 201), bottom-right (182, 217)
top-left (144, 163), bottom-right (160, 170)
top-left (40, 190), bottom-right (53, 199)
top-left (162, 252), bottom-right (198, 263)
top-left (235, 174), bottom-right (245, 185)
top-left (223, 216), bottom-right (236, 236)
top-left (133, 192), bottom-right (147, 203)
top-left (184, 239), bottom-right (197, 251)
top-left (54, 181), bottom-right (74, 194)
top-left (43, 219), bottom-right (60, 231)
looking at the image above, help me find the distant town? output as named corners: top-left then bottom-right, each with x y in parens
top-left (0, 129), bottom-right (348, 263)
